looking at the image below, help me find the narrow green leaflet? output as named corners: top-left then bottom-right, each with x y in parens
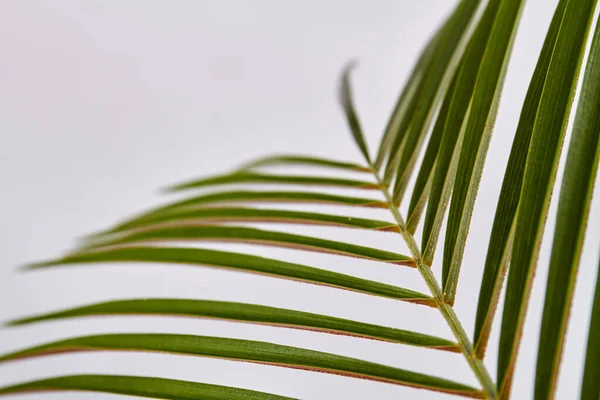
top-left (8, 298), bottom-right (460, 352)
top-left (389, 0), bottom-right (482, 202)
top-left (109, 190), bottom-right (389, 232)
top-left (91, 207), bottom-right (398, 236)
top-left (581, 254), bottom-right (600, 400)
top-left (167, 172), bottom-right (379, 192)
top-left (340, 63), bottom-right (371, 163)
top-left (0, 334), bottom-right (483, 398)
top-left (534, 18), bottom-right (600, 399)
top-left (238, 154), bottom-right (370, 172)
top-left (26, 247), bottom-right (433, 305)
top-left (381, 46), bottom-right (434, 185)
top-left (374, 26), bottom-right (440, 172)
top-left (406, 57), bottom-right (461, 235)
top-left (120, 190), bottom-right (388, 223)
top-left (82, 225), bottom-right (414, 266)
top-left (442, 0), bottom-right (524, 305)
top-left (473, 0), bottom-right (567, 358)
top-left (381, 0), bottom-right (480, 186)
top-left (0, 375), bottom-right (292, 400)
top-left (497, 0), bottom-right (597, 396)
top-left (422, 0), bottom-right (503, 265)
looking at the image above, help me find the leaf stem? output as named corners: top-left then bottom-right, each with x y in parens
top-left (371, 167), bottom-right (496, 399)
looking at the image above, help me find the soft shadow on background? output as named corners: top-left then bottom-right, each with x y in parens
top-left (1, 1), bottom-right (599, 399)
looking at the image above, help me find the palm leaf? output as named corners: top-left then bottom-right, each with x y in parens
top-left (379, 20), bottom-right (449, 184)
top-left (441, 0), bottom-right (524, 305)
top-left (406, 66), bottom-right (460, 234)
top-left (472, 0), bottom-right (568, 358)
top-left (374, 27), bottom-right (439, 172)
top-left (86, 207), bottom-right (398, 236)
top-left (80, 225), bottom-right (414, 265)
top-left (380, 0), bottom-right (481, 185)
top-left (7, 298), bottom-right (459, 351)
top-left (496, 0), bottom-right (598, 397)
top-left (166, 171), bottom-right (380, 192)
top-left (422, 0), bottom-right (512, 266)
top-left (5, 0), bottom-right (600, 398)
top-left (0, 333), bottom-right (483, 398)
top-left (0, 375), bottom-right (293, 400)
top-left (238, 154), bottom-right (370, 172)
top-left (387, 0), bottom-right (483, 199)
top-left (533, 17), bottom-right (600, 399)
top-left (114, 191), bottom-right (389, 227)
top-left (25, 247), bottom-right (433, 305)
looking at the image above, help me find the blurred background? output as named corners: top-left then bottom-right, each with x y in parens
top-left (0, 1), bottom-right (598, 398)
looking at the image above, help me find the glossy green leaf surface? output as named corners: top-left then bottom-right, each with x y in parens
top-left (167, 172), bottom-right (379, 192)
top-left (497, 0), bottom-right (597, 395)
top-left (26, 246), bottom-right (433, 305)
top-left (0, 334), bottom-right (483, 398)
top-left (0, 375), bottom-right (292, 400)
top-left (93, 207), bottom-right (398, 236)
top-left (442, 0), bottom-right (524, 305)
top-left (238, 154), bottom-right (370, 172)
top-left (473, 0), bottom-right (567, 357)
top-left (8, 298), bottom-right (459, 351)
top-left (340, 63), bottom-right (371, 163)
top-left (534, 17), bottom-right (600, 399)
top-left (581, 254), bottom-right (600, 400)
top-left (83, 225), bottom-right (413, 265)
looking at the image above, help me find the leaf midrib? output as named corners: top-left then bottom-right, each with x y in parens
top-left (367, 165), bottom-right (497, 399)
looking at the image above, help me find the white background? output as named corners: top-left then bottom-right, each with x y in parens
top-left (1, 1), bottom-right (599, 399)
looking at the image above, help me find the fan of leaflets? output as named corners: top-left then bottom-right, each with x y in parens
top-left (1, 0), bottom-right (600, 398)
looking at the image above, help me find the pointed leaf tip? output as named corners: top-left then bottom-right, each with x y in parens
top-left (339, 61), bottom-right (371, 164)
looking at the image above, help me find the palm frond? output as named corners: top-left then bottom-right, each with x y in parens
top-left (388, 0), bottom-right (483, 200)
top-left (406, 67), bottom-right (460, 234)
top-left (85, 206), bottom-right (399, 236)
top-left (533, 17), bottom-right (600, 398)
top-left (496, 0), bottom-right (597, 397)
top-left (381, 0), bottom-right (482, 186)
top-left (422, 0), bottom-right (523, 271)
top-left (3, 0), bottom-right (600, 398)
top-left (379, 25), bottom-right (442, 184)
top-left (472, 0), bottom-right (568, 358)
top-left (6, 299), bottom-right (459, 351)
top-left (374, 28), bottom-right (438, 172)
top-left (79, 225), bottom-right (414, 265)
top-left (441, 0), bottom-right (524, 305)
top-left (25, 247), bottom-right (433, 305)
top-left (0, 334), bottom-right (483, 398)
